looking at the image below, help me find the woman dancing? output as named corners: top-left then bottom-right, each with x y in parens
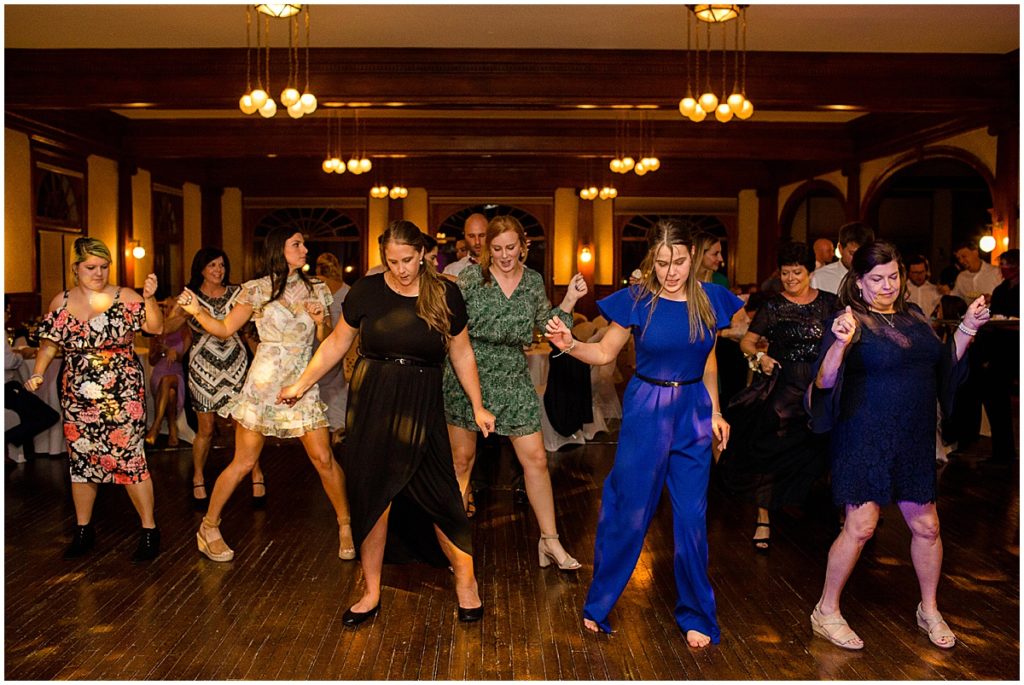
top-left (280, 220), bottom-right (494, 625)
top-left (177, 227), bottom-right (353, 562)
top-left (26, 237), bottom-right (164, 561)
top-left (806, 240), bottom-right (988, 650)
top-left (443, 215), bottom-right (587, 570)
top-left (545, 219), bottom-right (742, 646)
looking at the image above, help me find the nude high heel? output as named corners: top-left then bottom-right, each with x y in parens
top-left (538, 534), bottom-right (580, 571)
top-left (338, 518), bottom-right (356, 560)
top-left (196, 516), bottom-right (234, 562)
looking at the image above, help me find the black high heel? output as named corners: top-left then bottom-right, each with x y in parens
top-left (458, 603), bottom-right (484, 623)
top-left (131, 527), bottom-right (161, 563)
top-left (752, 522), bottom-right (770, 554)
top-left (342, 603), bottom-right (380, 627)
top-left (251, 480), bottom-right (266, 509)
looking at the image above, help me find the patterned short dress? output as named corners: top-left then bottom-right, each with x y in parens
top-left (36, 289), bottom-right (150, 484)
top-left (187, 285), bottom-right (247, 413)
top-left (217, 274), bottom-right (332, 438)
top-left (442, 264), bottom-right (572, 436)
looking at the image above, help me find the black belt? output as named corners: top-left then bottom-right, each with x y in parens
top-left (359, 352), bottom-right (442, 369)
top-left (635, 373), bottom-right (702, 387)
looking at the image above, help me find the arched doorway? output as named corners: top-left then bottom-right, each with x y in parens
top-left (615, 214), bottom-right (729, 286)
top-left (250, 207), bottom-right (364, 284)
top-left (863, 153), bottom-right (995, 279)
top-left (779, 180), bottom-right (847, 246)
top-left (435, 203), bottom-right (550, 283)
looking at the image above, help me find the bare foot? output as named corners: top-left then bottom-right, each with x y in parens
top-left (338, 520), bottom-right (355, 560)
top-left (583, 618), bottom-right (600, 633)
top-left (454, 578), bottom-right (481, 610)
top-left (687, 630), bottom-right (711, 648)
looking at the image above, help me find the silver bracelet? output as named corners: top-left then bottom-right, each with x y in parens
top-left (957, 321), bottom-right (978, 337)
top-left (552, 338), bottom-right (577, 358)
top-left (711, 411), bottom-right (723, 418)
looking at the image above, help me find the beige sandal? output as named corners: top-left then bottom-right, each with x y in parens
top-left (196, 516), bottom-right (235, 562)
top-left (810, 604), bottom-right (864, 650)
top-left (916, 603), bottom-right (956, 649)
top-left (338, 518), bottom-right (356, 560)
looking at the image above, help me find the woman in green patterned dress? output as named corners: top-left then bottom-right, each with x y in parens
top-left (443, 215), bottom-right (588, 570)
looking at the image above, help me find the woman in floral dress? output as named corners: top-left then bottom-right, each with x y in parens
top-left (177, 227), bottom-right (353, 563)
top-left (26, 237), bottom-right (164, 562)
top-left (443, 215), bottom-right (588, 570)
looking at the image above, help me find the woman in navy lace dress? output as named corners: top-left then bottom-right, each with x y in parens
top-left (805, 240), bottom-right (990, 651)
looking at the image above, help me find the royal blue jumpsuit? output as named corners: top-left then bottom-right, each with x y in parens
top-left (583, 283), bottom-right (743, 640)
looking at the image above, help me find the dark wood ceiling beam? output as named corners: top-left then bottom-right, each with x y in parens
top-left (5, 48), bottom-right (1016, 113)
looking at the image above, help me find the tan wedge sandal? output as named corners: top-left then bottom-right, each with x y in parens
top-left (810, 603), bottom-right (864, 650)
top-left (916, 603), bottom-right (956, 649)
top-left (196, 516), bottom-right (235, 562)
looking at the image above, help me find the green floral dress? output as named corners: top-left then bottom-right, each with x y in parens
top-left (443, 264), bottom-right (573, 436)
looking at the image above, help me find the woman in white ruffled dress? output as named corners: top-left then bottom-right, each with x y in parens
top-left (178, 226), bottom-right (354, 563)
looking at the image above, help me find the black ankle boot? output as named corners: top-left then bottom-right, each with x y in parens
top-left (64, 523), bottom-right (95, 559)
top-left (131, 527), bottom-right (161, 563)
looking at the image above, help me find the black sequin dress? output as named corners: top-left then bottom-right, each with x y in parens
top-left (718, 291), bottom-right (837, 510)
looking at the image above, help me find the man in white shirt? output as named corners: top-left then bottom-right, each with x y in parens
top-left (905, 254), bottom-right (942, 318)
top-left (443, 213), bottom-right (488, 277)
top-left (951, 240), bottom-right (1002, 302)
top-left (810, 222), bottom-right (875, 294)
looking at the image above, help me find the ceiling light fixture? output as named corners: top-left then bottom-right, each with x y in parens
top-left (240, 5), bottom-right (316, 119)
top-left (678, 5), bottom-right (754, 123)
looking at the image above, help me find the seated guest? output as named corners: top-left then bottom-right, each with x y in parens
top-left (990, 249), bottom-right (1019, 317)
top-left (810, 222), bottom-right (875, 295)
top-left (145, 298), bottom-right (191, 447)
top-left (905, 254), bottom-right (942, 319)
top-left (5, 340), bottom-right (59, 459)
top-left (951, 240), bottom-right (1002, 303)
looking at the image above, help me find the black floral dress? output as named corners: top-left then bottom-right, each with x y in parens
top-left (36, 289), bottom-right (150, 484)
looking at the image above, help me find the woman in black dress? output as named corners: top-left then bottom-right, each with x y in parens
top-left (719, 242), bottom-right (836, 552)
top-left (280, 220), bottom-right (495, 626)
top-left (805, 240), bottom-right (990, 651)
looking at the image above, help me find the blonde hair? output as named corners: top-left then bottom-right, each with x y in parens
top-left (478, 215), bottom-right (528, 285)
top-left (692, 231), bottom-right (722, 283)
top-left (635, 220), bottom-right (717, 342)
top-left (71, 237), bottom-right (112, 283)
top-left (316, 252), bottom-right (343, 280)
top-left (379, 220), bottom-right (453, 345)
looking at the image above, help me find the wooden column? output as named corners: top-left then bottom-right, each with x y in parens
top-left (992, 120), bottom-right (1019, 253)
top-left (843, 162), bottom-right (861, 221)
top-left (756, 187), bottom-right (779, 284)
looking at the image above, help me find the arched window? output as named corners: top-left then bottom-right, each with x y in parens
top-left (252, 207), bottom-right (363, 283)
top-left (437, 204), bottom-right (548, 280)
top-left (35, 170), bottom-right (81, 227)
top-left (616, 214), bottom-right (727, 286)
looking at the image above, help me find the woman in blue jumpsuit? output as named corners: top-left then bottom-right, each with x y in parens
top-left (545, 220), bottom-right (742, 647)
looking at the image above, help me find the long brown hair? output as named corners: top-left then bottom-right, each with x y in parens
top-left (262, 226), bottom-right (315, 302)
top-left (837, 239), bottom-right (930, 328)
top-left (635, 219), bottom-right (717, 342)
top-left (379, 220), bottom-right (453, 345)
top-left (478, 215), bottom-right (529, 285)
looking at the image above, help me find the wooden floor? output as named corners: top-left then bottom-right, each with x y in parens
top-left (4, 425), bottom-right (1019, 680)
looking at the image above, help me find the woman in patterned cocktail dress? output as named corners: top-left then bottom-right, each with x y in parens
top-left (443, 215), bottom-right (588, 571)
top-left (174, 248), bottom-right (261, 507)
top-left (177, 227), bottom-right (353, 563)
top-left (26, 237), bottom-right (165, 562)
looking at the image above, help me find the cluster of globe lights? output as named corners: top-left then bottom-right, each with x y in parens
top-left (321, 155), bottom-right (373, 175)
top-left (609, 155), bottom-right (661, 175)
top-left (239, 86), bottom-right (317, 119)
top-left (579, 186), bottom-right (618, 201)
top-left (679, 91), bottom-right (753, 123)
top-left (370, 185), bottom-right (408, 199)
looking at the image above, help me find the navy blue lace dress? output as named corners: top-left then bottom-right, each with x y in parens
top-left (806, 309), bottom-right (968, 506)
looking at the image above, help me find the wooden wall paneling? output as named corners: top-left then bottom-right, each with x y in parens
top-left (993, 121), bottom-right (1020, 247)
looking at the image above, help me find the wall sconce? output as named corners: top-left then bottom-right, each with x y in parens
top-left (979, 235), bottom-right (997, 252)
top-left (129, 241), bottom-right (146, 259)
top-left (579, 246), bottom-right (593, 264)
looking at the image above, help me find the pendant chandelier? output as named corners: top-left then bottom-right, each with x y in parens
top-left (321, 110), bottom-right (344, 174)
top-left (239, 5), bottom-right (317, 119)
top-left (678, 5), bottom-right (754, 123)
top-left (608, 114), bottom-right (660, 175)
top-left (346, 111), bottom-right (372, 175)
top-left (321, 110), bottom-right (372, 175)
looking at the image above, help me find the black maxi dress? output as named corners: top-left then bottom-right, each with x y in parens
top-left (341, 274), bottom-right (472, 566)
top-left (718, 291), bottom-right (836, 510)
